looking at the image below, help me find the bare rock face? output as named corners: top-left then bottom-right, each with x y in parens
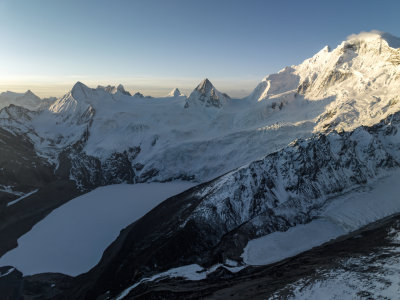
top-left (0, 266), bottom-right (75, 300)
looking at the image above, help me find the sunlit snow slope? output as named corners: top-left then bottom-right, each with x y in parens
top-left (1, 31), bottom-right (399, 188)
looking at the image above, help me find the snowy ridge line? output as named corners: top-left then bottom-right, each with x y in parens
top-left (0, 90), bottom-right (45, 111)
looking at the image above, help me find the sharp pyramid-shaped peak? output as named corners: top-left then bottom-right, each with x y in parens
top-left (71, 81), bottom-right (92, 99)
top-left (195, 78), bottom-right (214, 93)
top-left (19, 90), bottom-right (41, 103)
top-left (24, 89), bottom-right (37, 97)
top-left (0, 89), bottom-right (42, 111)
top-left (186, 78), bottom-right (230, 108)
top-left (72, 81), bottom-right (88, 90)
top-left (133, 92), bottom-right (144, 98)
top-left (167, 88), bottom-right (183, 97)
top-left (117, 84), bottom-right (131, 96)
top-left (50, 82), bottom-right (95, 118)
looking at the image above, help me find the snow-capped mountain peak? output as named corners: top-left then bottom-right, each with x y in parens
top-left (245, 30), bottom-right (400, 133)
top-left (71, 81), bottom-right (92, 100)
top-left (196, 78), bottom-right (213, 93)
top-left (116, 84), bottom-right (131, 96)
top-left (133, 92), bottom-right (144, 98)
top-left (24, 90), bottom-right (37, 98)
top-left (49, 82), bottom-right (96, 125)
top-left (96, 84), bottom-right (131, 96)
top-left (167, 88), bottom-right (183, 97)
top-left (185, 78), bottom-right (230, 108)
top-left (347, 30), bottom-right (400, 49)
top-left (0, 89), bottom-right (42, 111)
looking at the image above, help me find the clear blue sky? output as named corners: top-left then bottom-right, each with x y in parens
top-left (0, 0), bottom-right (399, 97)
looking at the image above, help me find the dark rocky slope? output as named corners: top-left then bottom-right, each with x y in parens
top-left (0, 126), bottom-right (80, 257)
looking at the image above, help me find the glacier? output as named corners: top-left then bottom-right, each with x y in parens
top-left (0, 182), bottom-right (194, 276)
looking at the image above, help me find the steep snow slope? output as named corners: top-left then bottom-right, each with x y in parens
top-left (249, 31), bottom-right (400, 133)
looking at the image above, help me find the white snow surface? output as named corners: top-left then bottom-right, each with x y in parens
top-left (167, 88), bottom-right (184, 97)
top-left (0, 182), bottom-right (194, 276)
top-left (278, 222), bottom-right (400, 299)
top-left (242, 170), bottom-right (400, 266)
top-left (19, 80), bottom-right (321, 183)
top-left (0, 31), bottom-right (398, 185)
top-left (1, 31), bottom-right (399, 184)
top-left (248, 30), bottom-right (400, 132)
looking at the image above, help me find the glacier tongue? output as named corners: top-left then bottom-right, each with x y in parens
top-left (242, 170), bottom-right (400, 266)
